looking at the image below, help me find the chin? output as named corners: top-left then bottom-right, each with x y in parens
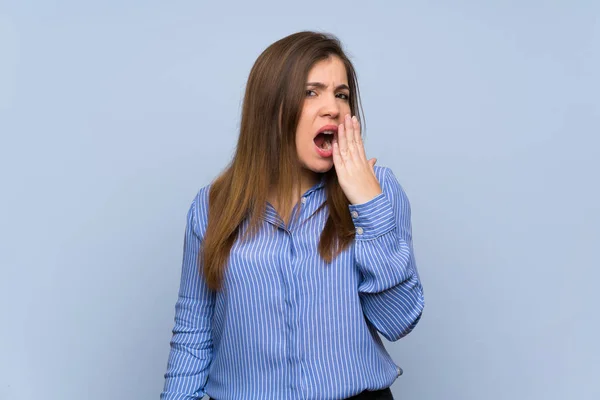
top-left (308, 160), bottom-right (334, 173)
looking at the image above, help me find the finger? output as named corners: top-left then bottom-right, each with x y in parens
top-left (338, 119), bottom-right (349, 159)
top-left (352, 115), bottom-right (361, 143)
top-left (352, 116), bottom-right (367, 161)
top-left (368, 158), bottom-right (377, 170)
top-left (332, 135), bottom-right (344, 168)
top-left (344, 114), bottom-right (357, 158)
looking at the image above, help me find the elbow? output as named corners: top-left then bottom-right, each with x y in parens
top-left (383, 292), bottom-right (425, 342)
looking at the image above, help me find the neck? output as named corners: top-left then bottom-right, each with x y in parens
top-left (300, 168), bottom-right (321, 194)
top-left (267, 170), bottom-right (322, 207)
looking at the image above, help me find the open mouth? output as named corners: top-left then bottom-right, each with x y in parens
top-left (313, 131), bottom-right (335, 150)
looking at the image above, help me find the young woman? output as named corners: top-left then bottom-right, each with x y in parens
top-left (161, 31), bottom-right (425, 400)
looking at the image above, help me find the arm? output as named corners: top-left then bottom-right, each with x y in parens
top-left (161, 191), bottom-right (215, 400)
top-left (349, 167), bottom-right (425, 342)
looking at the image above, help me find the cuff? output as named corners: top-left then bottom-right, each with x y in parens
top-left (348, 192), bottom-right (396, 240)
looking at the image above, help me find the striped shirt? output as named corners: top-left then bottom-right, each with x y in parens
top-left (161, 165), bottom-right (425, 400)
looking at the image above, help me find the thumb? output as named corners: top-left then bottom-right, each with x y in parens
top-left (368, 158), bottom-right (377, 169)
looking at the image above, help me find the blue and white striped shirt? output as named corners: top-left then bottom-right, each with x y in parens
top-left (161, 165), bottom-right (425, 400)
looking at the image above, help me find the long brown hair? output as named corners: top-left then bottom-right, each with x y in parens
top-left (202, 31), bottom-right (366, 291)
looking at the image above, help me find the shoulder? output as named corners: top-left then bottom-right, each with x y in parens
top-left (373, 164), bottom-right (411, 206)
top-left (372, 165), bottom-right (390, 184)
top-left (186, 183), bottom-right (213, 239)
top-left (373, 165), bottom-right (405, 193)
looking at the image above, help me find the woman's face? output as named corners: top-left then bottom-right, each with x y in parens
top-left (295, 56), bottom-right (351, 183)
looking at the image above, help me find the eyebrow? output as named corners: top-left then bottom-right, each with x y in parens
top-left (306, 82), bottom-right (350, 91)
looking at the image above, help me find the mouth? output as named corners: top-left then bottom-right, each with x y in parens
top-left (313, 124), bottom-right (338, 151)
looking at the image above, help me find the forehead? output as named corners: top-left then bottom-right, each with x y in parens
top-left (307, 56), bottom-right (348, 84)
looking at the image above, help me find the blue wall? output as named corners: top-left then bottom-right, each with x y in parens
top-left (1, 1), bottom-right (598, 399)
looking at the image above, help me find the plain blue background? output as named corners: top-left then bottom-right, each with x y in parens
top-left (1, 1), bottom-right (598, 399)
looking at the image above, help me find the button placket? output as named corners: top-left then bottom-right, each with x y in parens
top-left (283, 231), bottom-right (302, 397)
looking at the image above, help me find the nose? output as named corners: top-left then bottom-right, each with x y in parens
top-left (320, 92), bottom-right (340, 120)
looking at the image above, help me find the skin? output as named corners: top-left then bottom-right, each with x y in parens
top-left (295, 56), bottom-right (382, 205)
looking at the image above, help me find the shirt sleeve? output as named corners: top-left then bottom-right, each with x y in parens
top-left (348, 167), bottom-right (425, 342)
top-left (161, 191), bottom-right (215, 400)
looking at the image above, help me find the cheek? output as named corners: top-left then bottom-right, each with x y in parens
top-left (341, 103), bottom-right (352, 116)
top-left (295, 126), bottom-right (311, 154)
top-left (296, 112), bottom-right (315, 146)
top-left (298, 131), bottom-right (313, 151)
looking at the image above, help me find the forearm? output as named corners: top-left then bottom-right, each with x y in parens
top-left (349, 167), bottom-right (425, 341)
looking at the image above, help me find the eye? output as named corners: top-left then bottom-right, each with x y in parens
top-left (305, 89), bottom-right (317, 97)
top-left (336, 93), bottom-right (350, 101)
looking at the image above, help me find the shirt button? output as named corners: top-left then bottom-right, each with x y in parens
top-left (351, 211), bottom-right (359, 218)
top-left (301, 197), bottom-right (307, 204)
top-left (356, 227), bottom-right (364, 235)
